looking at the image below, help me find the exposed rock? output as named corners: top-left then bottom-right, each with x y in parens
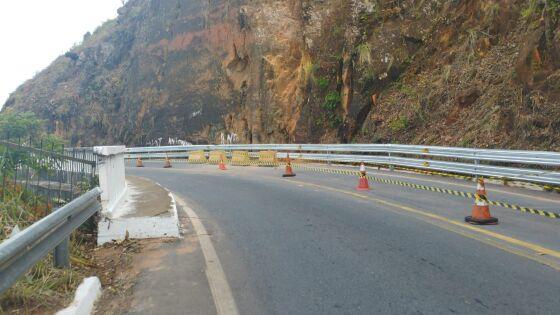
top-left (2, 0), bottom-right (560, 150)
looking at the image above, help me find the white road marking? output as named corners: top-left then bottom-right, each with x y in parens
top-left (174, 195), bottom-right (239, 315)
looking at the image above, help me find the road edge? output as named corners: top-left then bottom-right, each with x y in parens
top-left (174, 194), bottom-right (239, 315)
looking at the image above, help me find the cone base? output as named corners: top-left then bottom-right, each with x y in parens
top-left (136, 165), bottom-right (144, 168)
top-left (163, 165), bottom-right (172, 168)
top-left (465, 215), bottom-right (498, 225)
top-left (356, 177), bottom-right (370, 190)
top-left (218, 164), bottom-right (227, 170)
top-left (282, 173), bottom-right (296, 177)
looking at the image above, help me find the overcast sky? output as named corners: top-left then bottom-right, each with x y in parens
top-left (0, 0), bottom-right (123, 108)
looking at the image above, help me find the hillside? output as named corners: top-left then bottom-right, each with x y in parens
top-left (3, 0), bottom-right (560, 149)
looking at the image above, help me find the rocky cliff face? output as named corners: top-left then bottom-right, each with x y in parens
top-left (3, 0), bottom-right (560, 149)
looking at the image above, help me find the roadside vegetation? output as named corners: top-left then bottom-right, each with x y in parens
top-left (0, 111), bottom-right (97, 313)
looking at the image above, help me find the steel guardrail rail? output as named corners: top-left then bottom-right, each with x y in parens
top-left (125, 144), bottom-right (560, 185)
top-left (0, 187), bottom-right (102, 294)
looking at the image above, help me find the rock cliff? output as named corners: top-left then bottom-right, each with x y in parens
top-left (3, 0), bottom-right (560, 149)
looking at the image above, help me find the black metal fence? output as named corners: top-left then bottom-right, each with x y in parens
top-left (0, 138), bottom-right (97, 241)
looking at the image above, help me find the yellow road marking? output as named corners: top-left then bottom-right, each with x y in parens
top-left (284, 179), bottom-right (560, 270)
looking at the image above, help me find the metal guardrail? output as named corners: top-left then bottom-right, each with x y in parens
top-left (125, 144), bottom-right (560, 185)
top-left (0, 187), bottom-right (102, 294)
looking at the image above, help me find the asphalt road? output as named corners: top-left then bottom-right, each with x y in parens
top-left (128, 162), bottom-right (560, 315)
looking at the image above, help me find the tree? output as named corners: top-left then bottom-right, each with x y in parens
top-left (0, 111), bottom-right (43, 140)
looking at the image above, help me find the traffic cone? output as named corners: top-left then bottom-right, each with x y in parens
top-left (136, 157), bottom-right (144, 167)
top-left (465, 178), bottom-right (498, 225)
top-left (163, 156), bottom-right (172, 168)
top-left (218, 154), bottom-right (227, 170)
top-left (282, 153), bottom-right (296, 177)
top-left (356, 162), bottom-right (370, 190)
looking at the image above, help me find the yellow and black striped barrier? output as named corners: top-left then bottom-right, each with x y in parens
top-left (258, 151), bottom-right (279, 167)
top-left (231, 151), bottom-right (250, 166)
top-left (208, 150), bottom-right (226, 164)
top-left (396, 165), bottom-right (560, 194)
top-left (188, 150), bottom-right (207, 164)
top-left (291, 164), bottom-right (560, 219)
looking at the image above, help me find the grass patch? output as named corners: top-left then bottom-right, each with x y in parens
top-left (356, 43), bottom-right (372, 65)
top-left (389, 116), bottom-right (409, 132)
top-left (521, 0), bottom-right (539, 20)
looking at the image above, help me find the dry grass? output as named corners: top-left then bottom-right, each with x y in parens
top-left (0, 185), bottom-right (97, 314)
top-left (0, 233), bottom-right (96, 314)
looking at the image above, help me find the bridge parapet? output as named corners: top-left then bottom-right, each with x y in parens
top-left (94, 146), bottom-right (126, 215)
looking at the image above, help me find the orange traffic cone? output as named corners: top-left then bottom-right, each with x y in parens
top-left (356, 162), bottom-right (370, 190)
top-left (465, 178), bottom-right (498, 225)
top-left (163, 156), bottom-right (172, 168)
top-left (282, 153), bottom-right (296, 177)
top-left (218, 154), bottom-right (227, 170)
top-left (136, 157), bottom-right (144, 167)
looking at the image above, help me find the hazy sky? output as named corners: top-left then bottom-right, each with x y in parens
top-left (0, 0), bottom-right (123, 107)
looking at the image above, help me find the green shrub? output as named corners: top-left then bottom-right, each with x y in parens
top-left (316, 77), bottom-right (329, 90)
top-left (320, 91), bottom-right (343, 128)
top-left (328, 114), bottom-right (343, 128)
top-left (322, 91), bottom-right (341, 110)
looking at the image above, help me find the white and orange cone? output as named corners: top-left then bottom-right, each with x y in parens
top-left (218, 154), bottom-right (227, 170)
top-left (356, 162), bottom-right (370, 190)
top-left (163, 156), bottom-right (172, 168)
top-left (465, 178), bottom-right (498, 225)
top-left (282, 153), bottom-right (296, 177)
top-left (136, 157), bottom-right (144, 167)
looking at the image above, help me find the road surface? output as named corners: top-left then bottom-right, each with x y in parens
top-left (127, 161), bottom-right (560, 315)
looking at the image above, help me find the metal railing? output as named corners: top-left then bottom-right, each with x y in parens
top-left (125, 144), bottom-right (560, 185)
top-left (0, 187), bottom-right (102, 294)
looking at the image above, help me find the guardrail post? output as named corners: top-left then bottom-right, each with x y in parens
top-left (388, 152), bottom-right (394, 171)
top-left (474, 151), bottom-right (479, 180)
top-left (54, 237), bottom-right (70, 268)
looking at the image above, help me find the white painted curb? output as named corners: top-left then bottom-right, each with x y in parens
top-left (56, 277), bottom-right (102, 315)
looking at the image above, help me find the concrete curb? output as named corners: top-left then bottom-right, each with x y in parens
top-left (56, 277), bottom-right (101, 315)
top-left (97, 179), bottom-right (180, 245)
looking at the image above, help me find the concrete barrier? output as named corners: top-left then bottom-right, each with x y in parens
top-left (258, 151), bottom-right (278, 166)
top-left (94, 146), bottom-right (127, 215)
top-left (231, 151), bottom-right (250, 166)
top-left (188, 150), bottom-right (207, 163)
top-left (208, 150), bottom-right (227, 164)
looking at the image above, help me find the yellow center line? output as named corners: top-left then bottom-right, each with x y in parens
top-left (281, 178), bottom-right (560, 270)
